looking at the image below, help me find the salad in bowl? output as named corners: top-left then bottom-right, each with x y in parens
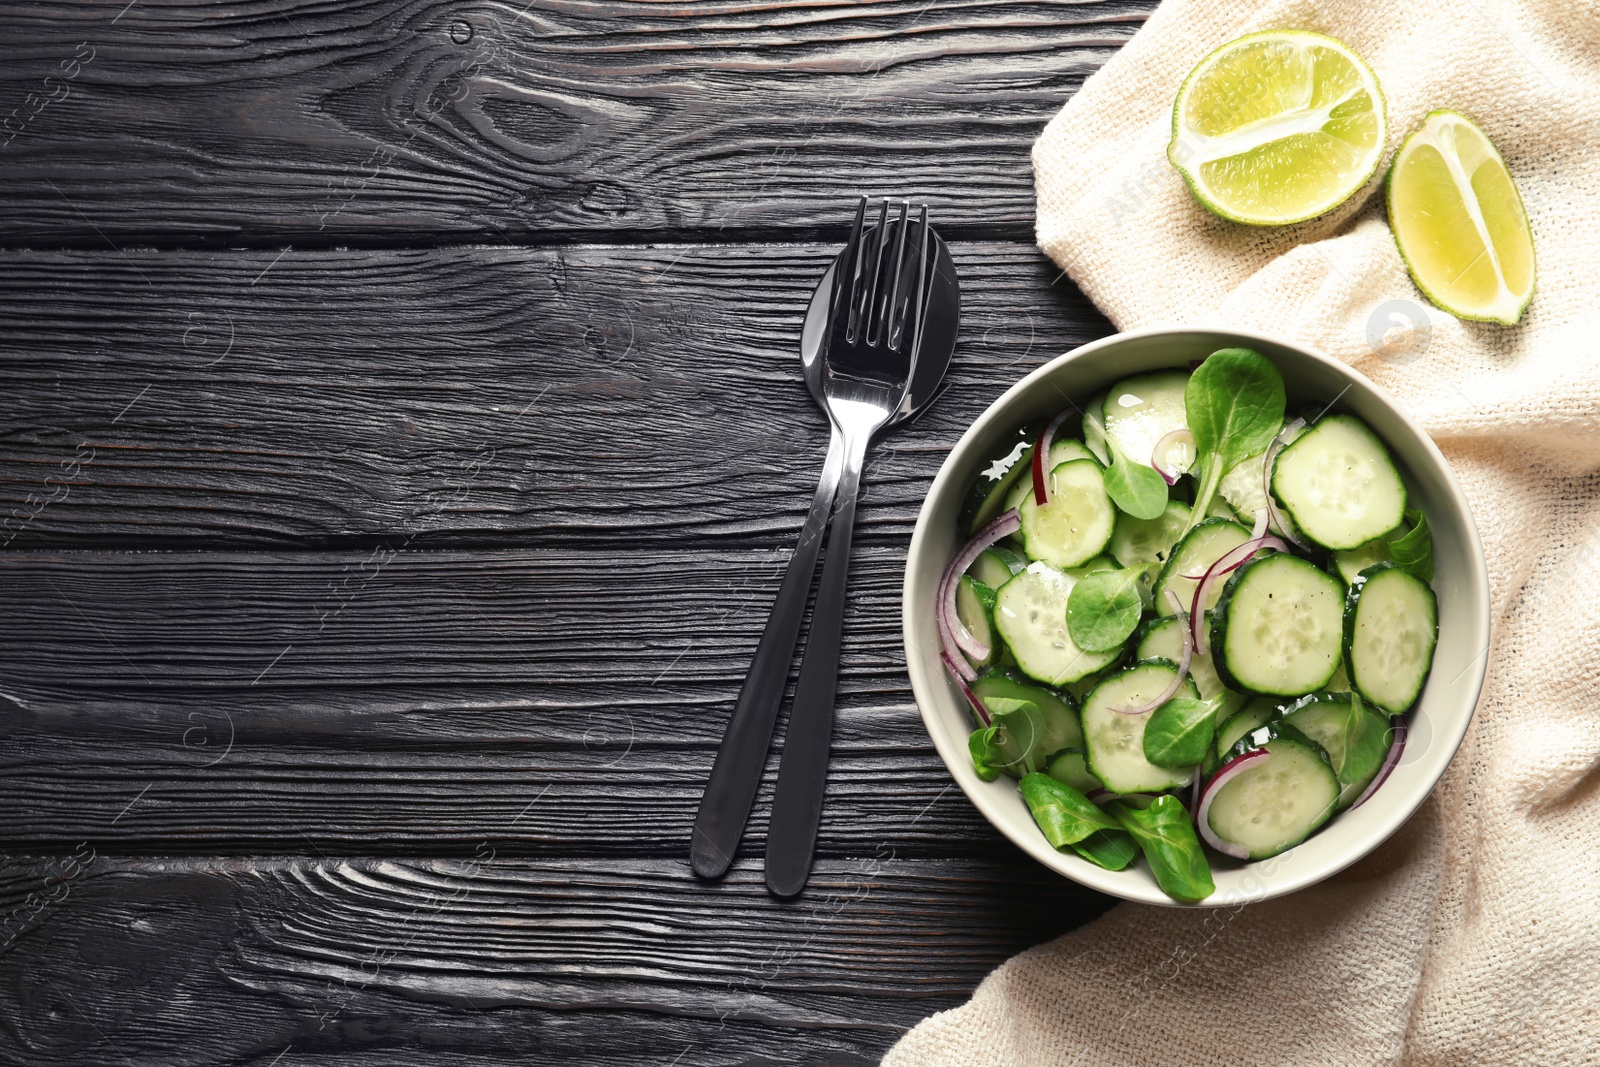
top-left (903, 328), bottom-right (1488, 906)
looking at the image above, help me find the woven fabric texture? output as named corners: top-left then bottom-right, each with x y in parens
top-left (885, 1), bottom-right (1600, 1062)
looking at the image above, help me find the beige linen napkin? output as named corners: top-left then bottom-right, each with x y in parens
top-left (885, 1), bottom-right (1600, 1063)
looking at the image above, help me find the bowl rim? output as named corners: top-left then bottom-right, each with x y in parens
top-left (902, 324), bottom-right (1489, 907)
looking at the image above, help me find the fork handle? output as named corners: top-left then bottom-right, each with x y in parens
top-left (764, 424), bottom-right (871, 897)
top-left (690, 423), bottom-right (844, 879)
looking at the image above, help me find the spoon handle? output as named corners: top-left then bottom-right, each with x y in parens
top-left (764, 424), bottom-right (871, 897)
top-left (690, 424), bottom-right (844, 879)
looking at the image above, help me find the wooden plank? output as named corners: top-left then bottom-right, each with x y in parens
top-left (0, 854), bottom-right (1113, 1064)
top-left (0, 738), bottom-right (1001, 856)
top-left (0, 545), bottom-right (1006, 855)
top-left (0, 0), bottom-right (1156, 242)
top-left (0, 546), bottom-right (918, 739)
top-left (0, 241), bottom-right (1110, 549)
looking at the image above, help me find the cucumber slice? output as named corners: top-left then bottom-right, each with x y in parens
top-left (1325, 658), bottom-right (1352, 692)
top-left (993, 562), bottom-right (1125, 685)
top-left (1332, 536), bottom-right (1393, 585)
top-left (1019, 460), bottom-right (1116, 569)
top-left (955, 575), bottom-right (1000, 669)
top-left (1081, 663), bottom-right (1200, 794)
top-left (1153, 518), bottom-right (1251, 617)
top-left (1003, 474), bottom-right (1033, 514)
top-left (1204, 736), bottom-right (1341, 859)
top-left (1221, 420), bottom-right (1306, 536)
top-left (1062, 664), bottom-right (1117, 702)
top-left (1048, 438), bottom-right (1101, 469)
top-left (1213, 554), bottom-right (1345, 696)
top-left (1136, 614), bottom-right (1225, 698)
top-left (1344, 563), bottom-right (1438, 714)
top-left (960, 424), bottom-right (1039, 534)
top-left (997, 502), bottom-right (1033, 555)
top-left (1112, 502), bottom-right (1193, 604)
top-left (1270, 414), bottom-right (1407, 550)
top-left (1109, 500), bottom-right (1192, 570)
top-left (970, 670), bottom-right (1084, 762)
top-left (1045, 748), bottom-right (1103, 793)
top-left (1001, 445), bottom-right (1097, 514)
top-left (1065, 554), bottom-right (1118, 579)
top-left (1081, 391), bottom-right (1111, 464)
top-left (1214, 696), bottom-right (1280, 757)
top-left (1206, 495), bottom-right (1240, 520)
top-left (1280, 691), bottom-right (1394, 809)
top-left (1102, 370), bottom-right (1194, 475)
top-left (970, 547), bottom-right (1026, 590)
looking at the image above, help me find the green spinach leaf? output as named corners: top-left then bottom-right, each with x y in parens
top-left (1142, 696), bottom-right (1216, 769)
top-left (967, 697), bottom-right (1050, 777)
top-left (1071, 828), bottom-right (1140, 871)
top-left (1108, 795), bottom-right (1216, 902)
top-left (1065, 566), bottom-right (1149, 652)
top-left (1044, 749), bottom-right (1102, 793)
top-left (1387, 508), bottom-right (1434, 582)
top-left (968, 730), bottom-right (1000, 781)
top-left (1103, 438), bottom-right (1169, 520)
top-left (1338, 693), bottom-right (1394, 784)
top-left (1182, 348), bottom-right (1286, 534)
top-left (1019, 773), bottom-right (1121, 848)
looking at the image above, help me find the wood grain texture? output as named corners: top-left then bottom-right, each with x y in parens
top-left (0, 546), bottom-right (1023, 856)
top-left (0, 0), bottom-right (1156, 242)
top-left (0, 0), bottom-right (1149, 1056)
top-left (0, 740), bottom-right (998, 857)
top-left (0, 854), bottom-right (1114, 1065)
top-left (0, 546), bottom-right (913, 742)
top-left (0, 241), bottom-right (1110, 549)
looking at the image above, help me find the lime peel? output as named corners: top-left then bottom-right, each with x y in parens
top-left (1169, 30), bottom-right (1388, 226)
top-left (1386, 109), bottom-right (1535, 325)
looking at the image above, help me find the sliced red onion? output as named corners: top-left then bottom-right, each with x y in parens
top-left (940, 508), bottom-right (1022, 663)
top-left (935, 579), bottom-right (977, 682)
top-left (1196, 749), bottom-right (1271, 859)
top-left (1262, 418), bottom-right (1313, 552)
top-left (1150, 427), bottom-right (1195, 486)
top-left (943, 651), bottom-right (987, 723)
top-left (1085, 788), bottom-right (1110, 802)
top-left (935, 564), bottom-right (975, 681)
top-left (936, 608), bottom-right (976, 682)
top-left (1112, 589), bottom-right (1192, 715)
top-left (935, 555), bottom-right (976, 681)
top-left (1184, 533), bottom-right (1289, 586)
top-left (1244, 506), bottom-right (1270, 544)
top-left (1351, 720), bottom-right (1407, 809)
top-left (1031, 409), bottom-right (1074, 506)
top-left (1190, 510), bottom-right (1280, 657)
top-left (1182, 508), bottom-right (1270, 581)
top-left (1189, 508), bottom-right (1267, 644)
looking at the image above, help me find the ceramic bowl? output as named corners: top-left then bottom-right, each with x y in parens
top-left (902, 326), bottom-right (1488, 906)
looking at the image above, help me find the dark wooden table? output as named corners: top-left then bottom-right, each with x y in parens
top-left (0, 1), bottom-right (1157, 1062)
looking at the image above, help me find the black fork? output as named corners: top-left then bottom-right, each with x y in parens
top-left (764, 199), bottom-right (933, 897)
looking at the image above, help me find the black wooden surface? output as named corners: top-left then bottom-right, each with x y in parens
top-left (0, 1), bottom-right (1154, 1062)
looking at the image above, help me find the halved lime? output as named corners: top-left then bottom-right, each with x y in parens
top-left (1169, 30), bottom-right (1387, 226)
top-left (1387, 110), bottom-right (1535, 325)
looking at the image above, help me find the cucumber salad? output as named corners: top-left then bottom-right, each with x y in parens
top-left (937, 348), bottom-right (1437, 902)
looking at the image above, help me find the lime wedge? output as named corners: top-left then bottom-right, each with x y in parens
top-left (1169, 31), bottom-right (1387, 226)
top-left (1387, 110), bottom-right (1535, 324)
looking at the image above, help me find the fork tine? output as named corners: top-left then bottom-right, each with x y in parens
top-left (852, 199), bottom-right (889, 343)
top-left (890, 205), bottom-right (930, 353)
top-left (876, 201), bottom-right (910, 348)
top-left (835, 196), bottom-right (867, 339)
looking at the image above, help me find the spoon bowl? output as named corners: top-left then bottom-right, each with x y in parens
top-left (802, 228), bottom-right (960, 425)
